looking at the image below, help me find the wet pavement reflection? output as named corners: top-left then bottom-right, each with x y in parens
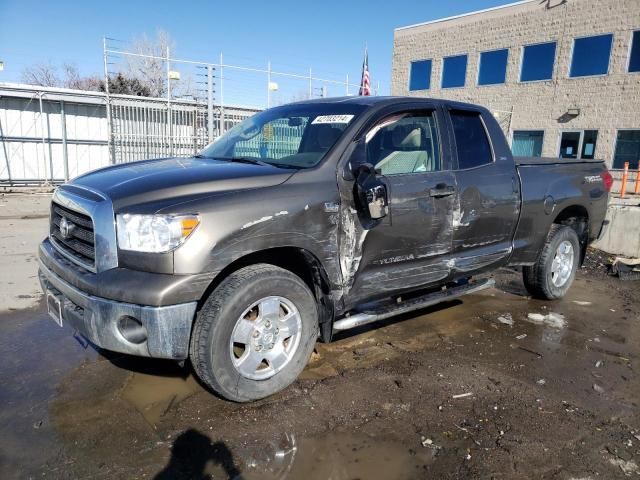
top-left (1, 268), bottom-right (638, 478)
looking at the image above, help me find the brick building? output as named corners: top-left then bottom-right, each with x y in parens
top-left (391, 0), bottom-right (640, 170)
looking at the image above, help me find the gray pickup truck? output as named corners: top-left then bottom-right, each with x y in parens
top-left (38, 97), bottom-right (611, 401)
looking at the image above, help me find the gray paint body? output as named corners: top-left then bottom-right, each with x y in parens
top-left (38, 96), bottom-right (609, 358)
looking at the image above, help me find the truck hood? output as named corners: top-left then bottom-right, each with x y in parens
top-left (72, 157), bottom-right (296, 209)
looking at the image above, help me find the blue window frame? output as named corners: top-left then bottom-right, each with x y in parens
top-left (478, 49), bottom-right (509, 85)
top-left (441, 54), bottom-right (467, 88)
top-left (629, 31), bottom-right (640, 73)
top-left (512, 131), bottom-right (544, 157)
top-left (569, 34), bottom-right (613, 77)
top-left (409, 60), bottom-right (432, 91)
top-left (520, 42), bottom-right (556, 82)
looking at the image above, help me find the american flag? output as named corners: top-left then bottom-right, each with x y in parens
top-left (359, 48), bottom-right (371, 96)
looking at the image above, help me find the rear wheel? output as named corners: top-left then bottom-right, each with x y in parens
top-left (523, 225), bottom-right (580, 300)
top-left (190, 264), bottom-right (318, 402)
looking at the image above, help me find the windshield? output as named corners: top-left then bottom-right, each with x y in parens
top-left (199, 103), bottom-right (367, 169)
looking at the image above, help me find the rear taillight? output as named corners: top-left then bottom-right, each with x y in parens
top-left (600, 170), bottom-right (613, 192)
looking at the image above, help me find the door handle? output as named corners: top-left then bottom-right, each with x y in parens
top-left (428, 184), bottom-right (456, 198)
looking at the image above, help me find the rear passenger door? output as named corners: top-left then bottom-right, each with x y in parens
top-left (447, 107), bottom-right (519, 273)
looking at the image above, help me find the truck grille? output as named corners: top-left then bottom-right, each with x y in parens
top-left (50, 202), bottom-right (96, 269)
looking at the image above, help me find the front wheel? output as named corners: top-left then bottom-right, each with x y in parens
top-left (190, 264), bottom-right (319, 402)
top-left (523, 224), bottom-right (581, 300)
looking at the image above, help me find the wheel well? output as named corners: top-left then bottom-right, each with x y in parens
top-left (197, 247), bottom-right (335, 341)
top-left (553, 205), bottom-right (589, 262)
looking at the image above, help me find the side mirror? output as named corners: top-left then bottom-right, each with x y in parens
top-left (356, 163), bottom-right (388, 220)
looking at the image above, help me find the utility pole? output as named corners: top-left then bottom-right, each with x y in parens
top-left (219, 52), bottom-right (225, 135)
top-left (166, 45), bottom-right (172, 156)
top-left (207, 65), bottom-right (214, 143)
top-left (267, 60), bottom-right (272, 108)
top-left (103, 37), bottom-right (115, 164)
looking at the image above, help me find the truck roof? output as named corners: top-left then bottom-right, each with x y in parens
top-left (289, 95), bottom-right (484, 111)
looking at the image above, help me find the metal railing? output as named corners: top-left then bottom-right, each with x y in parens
top-left (0, 83), bottom-right (259, 185)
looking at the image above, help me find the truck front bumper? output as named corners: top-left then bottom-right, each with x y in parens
top-left (38, 259), bottom-right (197, 360)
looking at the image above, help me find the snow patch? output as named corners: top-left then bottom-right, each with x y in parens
top-left (526, 312), bottom-right (566, 329)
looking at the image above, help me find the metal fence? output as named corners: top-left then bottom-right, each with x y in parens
top-left (0, 41), bottom-right (379, 186)
top-left (0, 83), bottom-right (259, 185)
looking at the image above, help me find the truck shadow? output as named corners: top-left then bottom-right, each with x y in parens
top-left (154, 429), bottom-right (242, 480)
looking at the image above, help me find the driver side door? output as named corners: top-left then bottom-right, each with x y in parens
top-left (345, 107), bottom-right (458, 305)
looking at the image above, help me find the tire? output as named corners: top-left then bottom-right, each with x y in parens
top-left (523, 224), bottom-right (581, 300)
top-left (190, 263), bottom-right (318, 402)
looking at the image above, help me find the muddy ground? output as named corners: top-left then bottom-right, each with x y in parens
top-left (0, 195), bottom-right (639, 479)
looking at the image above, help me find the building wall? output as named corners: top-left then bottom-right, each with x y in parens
top-left (391, 0), bottom-right (640, 168)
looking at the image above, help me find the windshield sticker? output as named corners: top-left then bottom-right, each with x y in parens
top-left (312, 114), bottom-right (354, 125)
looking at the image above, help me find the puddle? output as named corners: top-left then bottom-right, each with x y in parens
top-left (0, 305), bottom-right (99, 478)
top-left (155, 430), bottom-right (431, 480)
top-left (121, 368), bottom-right (204, 425)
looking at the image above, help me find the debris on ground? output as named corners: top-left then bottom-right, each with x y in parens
top-left (536, 379), bottom-right (546, 385)
top-left (420, 436), bottom-right (441, 451)
top-left (497, 313), bottom-right (514, 325)
top-left (593, 383), bottom-right (605, 394)
top-left (609, 457), bottom-right (639, 475)
top-left (595, 360), bottom-right (603, 368)
top-left (515, 334), bottom-right (527, 340)
top-left (611, 257), bottom-right (640, 281)
top-left (526, 312), bottom-right (566, 329)
top-left (572, 300), bottom-right (592, 306)
top-left (452, 392), bottom-right (473, 399)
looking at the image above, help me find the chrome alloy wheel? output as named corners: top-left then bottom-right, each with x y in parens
top-left (550, 240), bottom-right (574, 287)
top-left (229, 296), bottom-right (302, 380)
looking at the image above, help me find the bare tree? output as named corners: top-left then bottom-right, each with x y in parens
top-left (61, 64), bottom-right (102, 91)
top-left (21, 62), bottom-right (102, 91)
top-left (125, 30), bottom-right (173, 97)
top-left (124, 29), bottom-right (195, 99)
top-left (21, 63), bottom-right (60, 87)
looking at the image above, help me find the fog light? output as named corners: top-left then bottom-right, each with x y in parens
top-left (117, 316), bottom-right (147, 344)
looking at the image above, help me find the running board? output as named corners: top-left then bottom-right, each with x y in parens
top-left (333, 278), bottom-right (495, 332)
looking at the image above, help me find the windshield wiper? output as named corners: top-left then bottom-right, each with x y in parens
top-left (218, 156), bottom-right (274, 167)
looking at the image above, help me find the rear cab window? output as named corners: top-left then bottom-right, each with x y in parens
top-left (449, 110), bottom-right (494, 169)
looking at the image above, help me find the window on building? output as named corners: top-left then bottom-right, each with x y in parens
top-left (520, 42), bottom-right (556, 82)
top-left (478, 49), bottom-right (509, 85)
top-left (450, 111), bottom-right (493, 169)
top-left (409, 60), bottom-right (432, 91)
top-left (441, 54), bottom-right (468, 88)
top-left (629, 31), bottom-right (640, 73)
top-left (613, 130), bottom-right (640, 169)
top-left (581, 130), bottom-right (598, 159)
top-left (512, 131), bottom-right (544, 157)
top-left (569, 34), bottom-right (613, 77)
top-left (367, 111), bottom-right (441, 175)
top-left (559, 130), bottom-right (598, 159)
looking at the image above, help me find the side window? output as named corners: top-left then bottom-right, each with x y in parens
top-left (366, 112), bottom-right (441, 176)
top-left (450, 111), bottom-right (493, 169)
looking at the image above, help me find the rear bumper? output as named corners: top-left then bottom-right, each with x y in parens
top-left (38, 259), bottom-right (197, 359)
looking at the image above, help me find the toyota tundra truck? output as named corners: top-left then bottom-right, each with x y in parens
top-left (38, 97), bottom-right (611, 401)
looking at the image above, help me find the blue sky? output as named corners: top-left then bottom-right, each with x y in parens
top-left (0, 0), bottom-right (512, 102)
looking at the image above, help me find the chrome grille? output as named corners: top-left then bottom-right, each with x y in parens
top-left (50, 202), bottom-right (95, 268)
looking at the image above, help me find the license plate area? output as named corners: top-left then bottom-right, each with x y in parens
top-left (46, 290), bottom-right (64, 327)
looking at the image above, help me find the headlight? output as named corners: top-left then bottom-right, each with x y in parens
top-left (116, 214), bottom-right (200, 253)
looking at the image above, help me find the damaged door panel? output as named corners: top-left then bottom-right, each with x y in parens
top-left (338, 107), bottom-right (458, 307)
top-left (447, 108), bottom-right (520, 276)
